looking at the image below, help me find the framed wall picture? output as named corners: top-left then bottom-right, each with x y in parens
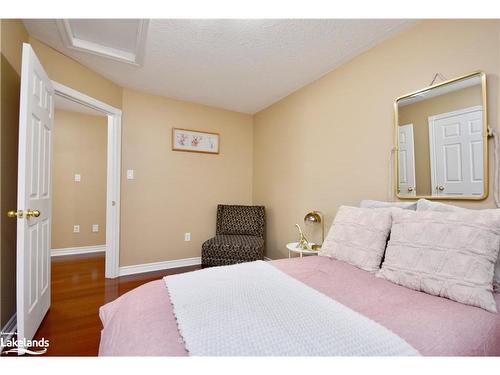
top-left (171, 128), bottom-right (220, 154)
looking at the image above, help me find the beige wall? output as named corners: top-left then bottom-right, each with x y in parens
top-left (120, 88), bottom-right (253, 266)
top-left (399, 85), bottom-right (483, 195)
top-left (0, 19), bottom-right (28, 327)
top-left (52, 110), bottom-right (107, 249)
top-left (34, 37), bottom-right (254, 266)
top-left (253, 20), bottom-right (500, 260)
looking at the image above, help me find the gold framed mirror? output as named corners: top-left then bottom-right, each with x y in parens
top-left (394, 71), bottom-right (488, 200)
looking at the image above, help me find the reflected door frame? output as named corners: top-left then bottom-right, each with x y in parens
top-left (428, 105), bottom-right (484, 197)
top-left (397, 124), bottom-right (417, 196)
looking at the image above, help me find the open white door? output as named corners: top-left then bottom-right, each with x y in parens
top-left (15, 43), bottom-right (54, 343)
top-left (397, 124), bottom-right (416, 196)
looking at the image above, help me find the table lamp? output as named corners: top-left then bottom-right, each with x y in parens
top-left (303, 211), bottom-right (324, 250)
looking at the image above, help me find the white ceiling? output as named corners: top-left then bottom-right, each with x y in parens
top-left (24, 19), bottom-right (414, 114)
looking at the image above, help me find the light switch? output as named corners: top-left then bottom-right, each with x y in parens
top-left (127, 169), bottom-right (134, 180)
top-left (74, 174), bottom-right (81, 182)
top-left (92, 224), bottom-right (99, 233)
top-left (73, 225), bottom-right (80, 233)
top-left (184, 233), bottom-right (191, 241)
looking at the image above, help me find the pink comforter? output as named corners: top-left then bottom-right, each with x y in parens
top-left (99, 256), bottom-right (500, 356)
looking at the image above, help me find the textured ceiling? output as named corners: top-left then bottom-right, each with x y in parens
top-left (24, 19), bottom-right (414, 114)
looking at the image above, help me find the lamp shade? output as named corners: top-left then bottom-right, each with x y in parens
top-left (304, 211), bottom-right (322, 223)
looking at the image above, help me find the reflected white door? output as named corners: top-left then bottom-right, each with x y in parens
top-left (16, 43), bottom-right (54, 343)
top-left (429, 106), bottom-right (483, 196)
top-left (398, 124), bottom-right (416, 196)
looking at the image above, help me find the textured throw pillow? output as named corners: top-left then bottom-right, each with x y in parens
top-left (378, 209), bottom-right (500, 313)
top-left (360, 200), bottom-right (417, 210)
top-left (319, 206), bottom-right (393, 273)
top-left (417, 199), bottom-right (500, 290)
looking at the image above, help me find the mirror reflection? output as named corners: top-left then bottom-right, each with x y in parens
top-left (395, 72), bottom-right (487, 199)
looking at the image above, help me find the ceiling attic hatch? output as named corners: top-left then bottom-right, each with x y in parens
top-left (56, 19), bottom-right (149, 66)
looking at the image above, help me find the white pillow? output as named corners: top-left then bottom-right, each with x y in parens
top-left (360, 200), bottom-right (417, 210)
top-left (378, 209), bottom-right (500, 313)
top-left (319, 206), bottom-right (393, 273)
top-left (417, 199), bottom-right (500, 290)
top-left (416, 199), bottom-right (463, 212)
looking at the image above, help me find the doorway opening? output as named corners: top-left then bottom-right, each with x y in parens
top-left (51, 95), bottom-right (108, 272)
top-left (52, 82), bottom-right (122, 279)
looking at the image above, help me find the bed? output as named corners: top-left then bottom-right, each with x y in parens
top-left (99, 256), bottom-right (500, 356)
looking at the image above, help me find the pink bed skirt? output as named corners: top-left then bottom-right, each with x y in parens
top-left (99, 256), bottom-right (500, 356)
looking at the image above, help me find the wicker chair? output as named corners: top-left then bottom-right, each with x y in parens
top-left (201, 204), bottom-right (265, 267)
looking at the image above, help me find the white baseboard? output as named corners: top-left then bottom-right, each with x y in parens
top-left (0, 313), bottom-right (17, 353)
top-left (264, 256), bottom-right (272, 261)
top-left (119, 257), bottom-right (201, 277)
top-left (51, 245), bottom-right (106, 257)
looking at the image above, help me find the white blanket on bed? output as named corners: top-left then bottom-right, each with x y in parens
top-left (164, 261), bottom-right (419, 356)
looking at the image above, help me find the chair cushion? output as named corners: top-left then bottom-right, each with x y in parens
top-left (218, 206), bottom-right (265, 236)
top-left (202, 235), bottom-right (264, 261)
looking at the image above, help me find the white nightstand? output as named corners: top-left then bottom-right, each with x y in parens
top-left (286, 242), bottom-right (319, 258)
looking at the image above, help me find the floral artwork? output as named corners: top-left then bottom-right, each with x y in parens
top-left (191, 135), bottom-right (202, 147)
top-left (176, 133), bottom-right (189, 146)
top-left (172, 128), bottom-right (219, 154)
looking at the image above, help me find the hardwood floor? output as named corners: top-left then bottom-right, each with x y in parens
top-left (32, 253), bottom-right (200, 356)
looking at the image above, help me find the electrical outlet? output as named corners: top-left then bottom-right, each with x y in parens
top-left (184, 232), bottom-right (191, 241)
top-left (74, 174), bottom-right (81, 182)
top-left (73, 225), bottom-right (80, 233)
top-left (92, 224), bottom-right (99, 233)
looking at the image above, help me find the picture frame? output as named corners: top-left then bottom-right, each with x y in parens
top-left (171, 128), bottom-right (220, 154)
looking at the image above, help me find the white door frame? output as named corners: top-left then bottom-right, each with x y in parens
top-left (428, 105), bottom-right (483, 197)
top-left (398, 123), bottom-right (417, 196)
top-left (52, 81), bottom-right (122, 278)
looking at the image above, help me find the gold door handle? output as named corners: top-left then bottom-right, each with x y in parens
top-left (407, 187), bottom-right (414, 192)
top-left (438, 186), bottom-right (445, 191)
top-left (26, 209), bottom-right (41, 218)
top-left (7, 209), bottom-right (40, 219)
top-left (7, 210), bottom-right (23, 218)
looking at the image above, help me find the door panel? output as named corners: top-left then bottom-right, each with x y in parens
top-left (443, 143), bottom-right (462, 182)
top-left (470, 141), bottom-right (483, 181)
